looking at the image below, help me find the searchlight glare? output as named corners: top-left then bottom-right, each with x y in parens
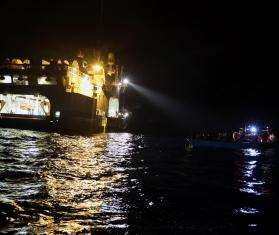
top-left (123, 78), bottom-right (129, 85)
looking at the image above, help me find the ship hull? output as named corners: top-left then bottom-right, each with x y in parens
top-left (0, 90), bottom-right (106, 133)
top-left (189, 139), bottom-right (277, 150)
top-left (107, 117), bottom-right (128, 131)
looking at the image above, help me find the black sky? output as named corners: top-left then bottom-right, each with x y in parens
top-left (0, 0), bottom-right (278, 130)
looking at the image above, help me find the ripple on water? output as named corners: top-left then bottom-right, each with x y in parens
top-left (0, 130), bottom-right (135, 234)
top-left (0, 129), bottom-right (276, 234)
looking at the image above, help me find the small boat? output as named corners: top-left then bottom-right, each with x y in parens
top-left (186, 139), bottom-right (277, 151)
top-left (186, 124), bottom-right (277, 151)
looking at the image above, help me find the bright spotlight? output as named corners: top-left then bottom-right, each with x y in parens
top-left (92, 64), bottom-right (103, 73)
top-left (250, 126), bottom-right (257, 134)
top-left (123, 78), bottom-right (129, 84)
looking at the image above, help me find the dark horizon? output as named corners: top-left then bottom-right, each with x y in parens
top-left (1, 0), bottom-right (278, 131)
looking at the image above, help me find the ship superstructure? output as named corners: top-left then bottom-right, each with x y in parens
top-left (0, 53), bottom-right (128, 132)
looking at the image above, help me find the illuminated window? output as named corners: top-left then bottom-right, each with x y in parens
top-left (79, 76), bottom-right (93, 97)
top-left (108, 97), bottom-right (119, 117)
top-left (38, 76), bottom-right (57, 85)
top-left (0, 75), bottom-right (12, 84)
top-left (13, 76), bottom-right (29, 85)
top-left (0, 94), bottom-right (50, 116)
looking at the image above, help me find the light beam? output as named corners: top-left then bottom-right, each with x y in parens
top-left (128, 82), bottom-right (201, 129)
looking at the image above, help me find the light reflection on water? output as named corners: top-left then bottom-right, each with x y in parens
top-left (243, 148), bottom-right (261, 157)
top-left (234, 207), bottom-right (259, 215)
top-left (234, 148), bottom-right (272, 219)
top-left (236, 148), bottom-right (265, 196)
top-left (0, 129), bottom-right (135, 234)
top-left (0, 129), bottom-right (277, 234)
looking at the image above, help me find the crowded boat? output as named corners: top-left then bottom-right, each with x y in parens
top-left (186, 124), bottom-right (277, 150)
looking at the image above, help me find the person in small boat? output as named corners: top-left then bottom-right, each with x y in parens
top-left (232, 131), bottom-right (239, 141)
top-left (260, 129), bottom-right (276, 143)
top-left (233, 128), bottom-right (245, 142)
top-left (269, 133), bottom-right (276, 142)
top-left (201, 132), bottom-right (206, 139)
top-left (261, 130), bottom-right (270, 142)
top-left (250, 134), bottom-right (262, 143)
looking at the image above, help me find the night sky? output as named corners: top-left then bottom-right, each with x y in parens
top-left (0, 0), bottom-right (277, 131)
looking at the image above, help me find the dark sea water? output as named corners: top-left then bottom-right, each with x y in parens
top-left (0, 128), bottom-right (278, 234)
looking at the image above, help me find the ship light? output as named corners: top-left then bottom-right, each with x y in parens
top-left (250, 126), bottom-right (258, 135)
top-left (123, 78), bottom-right (129, 85)
top-left (123, 112), bottom-right (129, 118)
top-left (92, 64), bottom-right (103, 73)
top-left (55, 111), bottom-right (61, 118)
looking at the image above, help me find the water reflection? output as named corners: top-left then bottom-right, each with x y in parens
top-left (234, 207), bottom-right (259, 215)
top-left (0, 130), bottom-right (135, 234)
top-left (235, 148), bottom-right (266, 196)
top-left (37, 133), bottom-right (134, 234)
top-left (0, 129), bottom-right (47, 202)
top-left (234, 148), bottom-right (273, 218)
top-left (243, 148), bottom-right (261, 157)
top-left (1, 130), bottom-right (277, 233)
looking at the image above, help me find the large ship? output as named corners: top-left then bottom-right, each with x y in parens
top-left (0, 53), bottom-right (130, 132)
